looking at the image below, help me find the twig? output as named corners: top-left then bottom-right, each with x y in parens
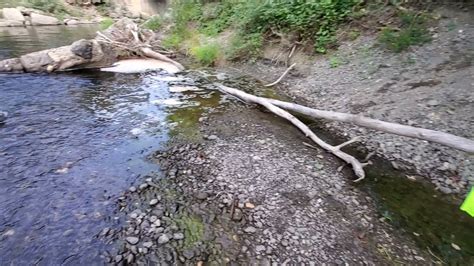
top-left (264, 63), bottom-right (297, 87)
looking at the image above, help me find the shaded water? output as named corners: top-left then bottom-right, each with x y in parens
top-left (0, 26), bottom-right (220, 264)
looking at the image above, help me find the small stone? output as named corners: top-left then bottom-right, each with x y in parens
top-left (232, 208), bottom-right (243, 221)
top-left (183, 249), bottom-right (195, 259)
top-left (173, 233), bottom-right (184, 240)
top-left (149, 199), bottom-right (159, 206)
top-left (451, 243), bottom-right (461, 251)
top-left (158, 234), bottom-right (170, 244)
top-left (244, 227), bottom-right (257, 234)
top-left (126, 253), bottom-right (134, 264)
top-left (426, 100), bottom-right (439, 107)
top-left (206, 135), bottom-right (218, 140)
top-left (126, 236), bottom-right (139, 245)
top-left (245, 202), bottom-right (256, 209)
top-left (154, 220), bottom-right (161, 227)
top-left (114, 255), bottom-right (123, 263)
top-left (143, 241), bottom-right (153, 248)
top-left (255, 245), bottom-right (266, 253)
top-left (139, 183), bottom-right (148, 190)
top-left (129, 186), bottom-right (137, 192)
top-left (149, 216), bottom-right (158, 223)
top-left (130, 213), bottom-right (138, 219)
top-left (195, 191), bottom-right (208, 200)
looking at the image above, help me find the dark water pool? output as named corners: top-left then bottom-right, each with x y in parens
top-left (0, 25), bottom-right (218, 265)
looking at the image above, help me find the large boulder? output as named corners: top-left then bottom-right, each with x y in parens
top-left (2, 8), bottom-right (25, 22)
top-left (30, 13), bottom-right (60, 25)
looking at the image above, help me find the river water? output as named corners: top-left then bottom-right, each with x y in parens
top-left (0, 25), bottom-right (217, 265)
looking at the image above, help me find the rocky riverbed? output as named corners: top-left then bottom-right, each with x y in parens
top-left (230, 6), bottom-right (474, 197)
top-left (100, 76), bottom-right (439, 264)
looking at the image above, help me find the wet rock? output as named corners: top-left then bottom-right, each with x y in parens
top-left (126, 236), bottom-right (139, 245)
top-left (71, 39), bottom-right (93, 60)
top-left (115, 254), bottom-right (123, 263)
top-left (30, 13), bottom-right (60, 25)
top-left (129, 186), bottom-right (137, 192)
top-left (139, 183), bottom-right (149, 190)
top-left (158, 234), bottom-right (170, 244)
top-left (0, 111), bottom-right (7, 124)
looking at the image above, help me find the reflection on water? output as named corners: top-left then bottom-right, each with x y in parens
top-left (0, 25), bottom-right (99, 58)
top-left (0, 26), bottom-right (222, 264)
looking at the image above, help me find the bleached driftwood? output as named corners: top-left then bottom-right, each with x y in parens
top-left (265, 99), bottom-right (474, 153)
top-left (264, 63), bottom-right (296, 87)
top-left (217, 84), bottom-right (474, 180)
top-left (217, 84), bottom-right (367, 181)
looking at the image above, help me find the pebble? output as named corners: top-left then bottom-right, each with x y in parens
top-left (114, 255), bottom-right (123, 263)
top-left (126, 236), bottom-right (139, 245)
top-left (129, 186), bottom-right (137, 192)
top-left (196, 191), bottom-right (209, 200)
top-left (143, 241), bottom-right (153, 248)
top-left (183, 249), bottom-right (195, 259)
top-left (173, 232), bottom-right (185, 240)
top-left (158, 234), bottom-right (170, 244)
top-left (139, 183), bottom-right (149, 190)
top-left (150, 199), bottom-right (159, 206)
top-left (245, 202), bottom-right (256, 209)
top-left (244, 226), bottom-right (257, 234)
top-left (126, 253), bottom-right (134, 264)
top-left (206, 135), bottom-right (218, 140)
top-left (256, 245), bottom-right (266, 253)
top-left (149, 215), bottom-right (158, 223)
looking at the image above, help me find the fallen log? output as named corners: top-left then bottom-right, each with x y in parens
top-left (0, 18), bottom-right (184, 73)
top-left (217, 84), bottom-right (367, 181)
top-left (265, 99), bottom-right (474, 153)
top-left (216, 84), bottom-right (474, 180)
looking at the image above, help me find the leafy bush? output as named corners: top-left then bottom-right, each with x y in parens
top-left (168, 0), bottom-right (362, 55)
top-left (226, 32), bottom-right (263, 60)
top-left (191, 42), bottom-right (220, 66)
top-left (379, 11), bottom-right (431, 52)
top-left (100, 17), bottom-right (114, 30)
top-left (143, 15), bottom-right (162, 31)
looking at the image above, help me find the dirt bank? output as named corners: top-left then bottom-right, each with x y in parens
top-left (229, 7), bottom-right (474, 196)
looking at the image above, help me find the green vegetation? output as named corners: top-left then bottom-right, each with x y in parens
top-left (143, 15), bottom-right (162, 31)
top-left (191, 42), bottom-right (220, 66)
top-left (175, 214), bottom-right (204, 248)
top-left (21, 0), bottom-right (68, 16)
top-left (329, 56), bottom-right (343, 68)
top-left (378, 11), bottom-right (431, 52)
top-left (100, 17), bottom-right (114, 30)
top-left (166, 0), bottom-right (363, 60)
